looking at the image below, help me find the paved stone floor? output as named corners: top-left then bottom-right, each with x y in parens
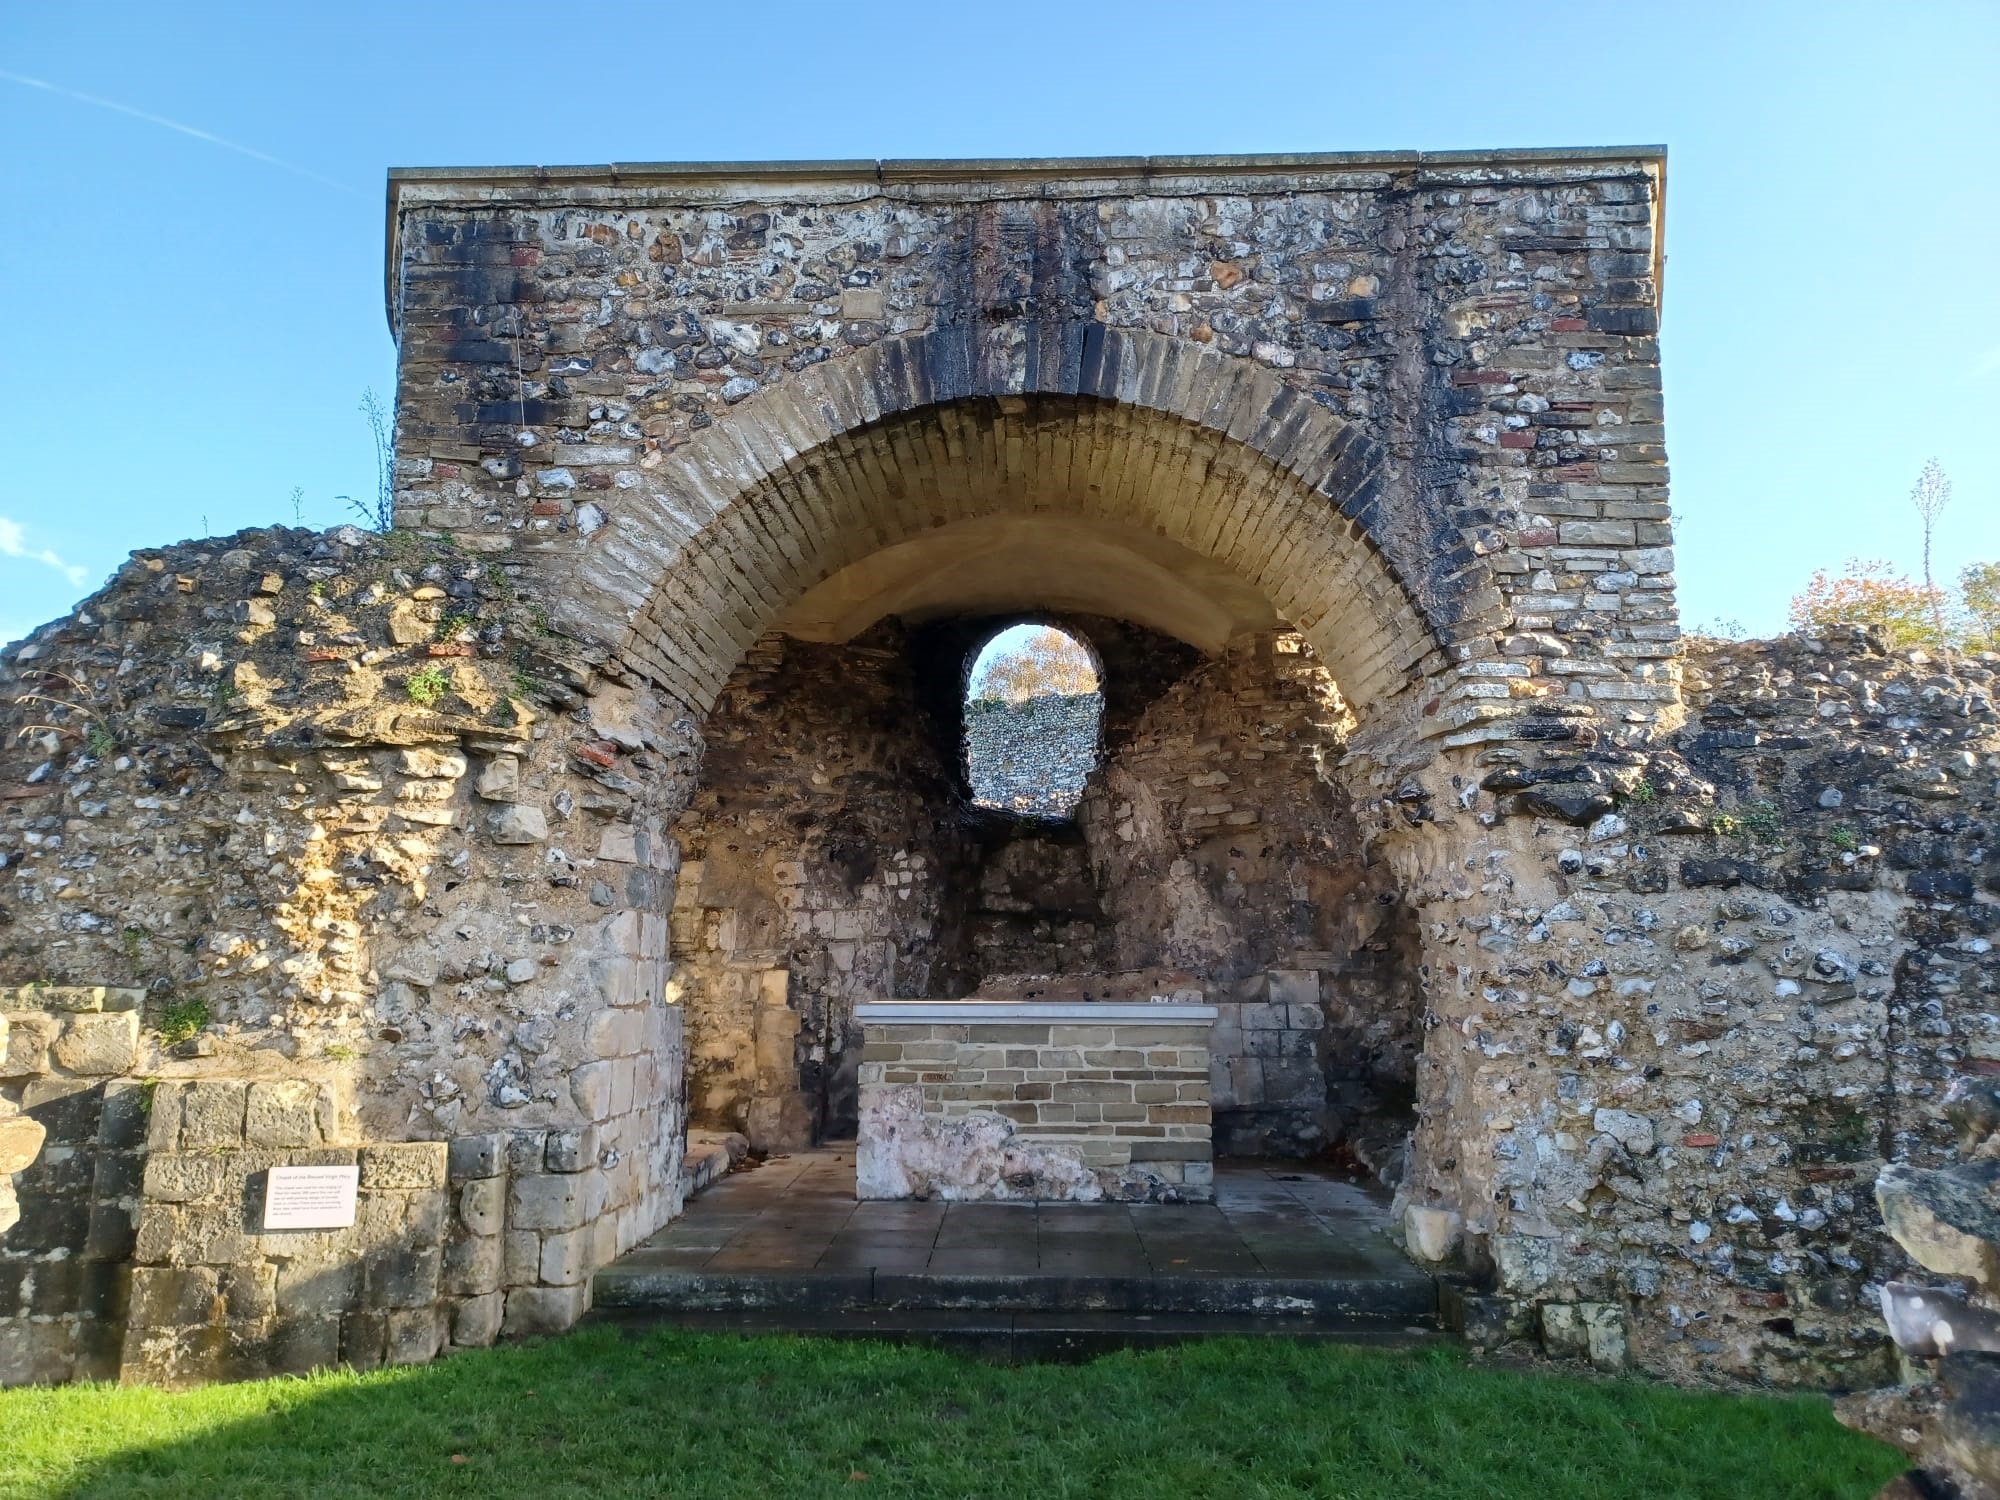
top-left (595, 1148), bottom-right (1435, 1352)
top-left (613, 1148), bottom-right (1420, 1281)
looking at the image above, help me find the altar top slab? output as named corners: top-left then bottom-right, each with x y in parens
top-left (856, 1001), bottom-right (1218, 1024)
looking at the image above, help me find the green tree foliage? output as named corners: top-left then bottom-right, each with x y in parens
top-left (1787, 463), bottom-right (1998, 653)
top-left (1963, 561), bottom-right (2000, 651)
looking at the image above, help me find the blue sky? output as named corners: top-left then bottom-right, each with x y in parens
top-left (3, 1), bottom-right (1996, 647)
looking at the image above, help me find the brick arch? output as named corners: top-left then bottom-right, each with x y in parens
top-left (558, 327), bottom-right (1479, 735)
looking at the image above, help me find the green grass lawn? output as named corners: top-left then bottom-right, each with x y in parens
top-left (0, 1329), bottom-right (1903, 1500)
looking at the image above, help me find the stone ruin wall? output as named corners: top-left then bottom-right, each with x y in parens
top-left (7, 530), bottom-right (1993, 1392)
top-left (367, 153), bottom-right (1687, 1392)
top-left (1075, 631), bottom-right (1419, 1164)
top-left (1, 527), bottom-right (698, 1383)
top-left (362, 156), bottom-right (1688, 1391)
top-left (383, 152), bottom-right (1673, 745)
top-left (669, 629), bottom-right (968, 1151)
top-left (1406, 625), bottom-right (1998, 1388)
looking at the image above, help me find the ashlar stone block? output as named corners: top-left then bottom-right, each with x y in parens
top-left (245, 1082), bottom-right (321, 1148)
top-left (457, 1176), bottom-right (505, 1237)
top-left (442, 1228), bottom-right (503, 1296)
top-left (276, 1258), bottom-right (360, 1318)
top-left (0, 1114), bottom-right (46, 1175)
top-left (538, 1226), bottom-right (591, 1286)
top-left (502, 1284), bottom-right (589, 1337)
top-left (141, 1152), bottom-right (225, 1205)
top-left (451, 1291), bottom-right (504, 1347)
top-left (51, 1013), bottom-right (140, 1076)
top-left (385, 1306), bottom-right (447, 1366)
top-left (128, 1265), bottom-right (222, 1328)
top-left (177, 1082), bottom-right (248, 1150)
top-left (447, 1132), bottom-right (506, 1182)
top-left (363, 1245), bottom-right (441, 1309)
top-left (358, 1142), bottom-right (447, 1191)
top-left (266, 1314), bottom-right (343, 1376)
top-left (510, 1173), bottom-right (592, 1232)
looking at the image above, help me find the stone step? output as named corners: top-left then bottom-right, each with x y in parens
top-left (601, 1150), bottom-right (1437, 1352)
top-left (678, 1130), bottom-right (749, 1202)
top-left (591, 1305), bottom-right (1444, 1361)
top-left (591, 1265), bottom-right (1437, 1325)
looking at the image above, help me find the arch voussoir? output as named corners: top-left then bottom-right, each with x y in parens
top-left (581, 329), bottom-right (1476, 753)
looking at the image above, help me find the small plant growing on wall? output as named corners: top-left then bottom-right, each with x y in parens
top-left (435, 609), bottom-right (477, 642)
top-left (336, 387), bottom-right (396, 532)
top-left (1711, 800), bottom-right (1784, 844)
top-left (405, 665), bottom-right (452, 708)
top-left (1739, 800), bottom-right (1784, 842)
top-left (158, 997), bottom-right (209, 1047)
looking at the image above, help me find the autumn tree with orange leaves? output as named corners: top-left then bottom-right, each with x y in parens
top-left (1786, 461), bottom-right (1998, 651)
top-left (970, 628), bottom-right (1099, 702)
top-left (1788, 559), bottom-right (1952, 648)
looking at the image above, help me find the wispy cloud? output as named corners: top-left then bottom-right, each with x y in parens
top-left (0, 517), bottom-right (89, 589)
top-left (1976, 345), bottom-right (2000, 380)
top-left (0, 68), bottom-right (361, 197)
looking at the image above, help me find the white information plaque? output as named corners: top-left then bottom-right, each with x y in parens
top-left (263, 1164), bottom-right (360, 1230)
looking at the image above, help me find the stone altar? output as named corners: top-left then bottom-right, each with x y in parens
top-left (855, 1000), bottom-right (1217, 1203)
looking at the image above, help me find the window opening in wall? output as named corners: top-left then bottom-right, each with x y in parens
top-left (964, 624), bottom-right (1102, 818)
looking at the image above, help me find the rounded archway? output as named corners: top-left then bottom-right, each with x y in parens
top-left (555, 329), bottom-right (1477, 757)
top-left (624, 335), bottom-right (1444, 1162)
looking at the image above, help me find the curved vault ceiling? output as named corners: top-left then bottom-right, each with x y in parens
top-left (771, 514), bottom-right (1283, 654)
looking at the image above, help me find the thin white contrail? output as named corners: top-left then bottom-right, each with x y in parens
top-left (0, 68), bottom-right (362, 196)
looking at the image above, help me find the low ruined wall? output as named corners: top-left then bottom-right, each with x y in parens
top-left (125, 1085), bottom-right (447, 1384)
top-left (0, 987), bottom-right (147, 1382)
top-left (117, 1076), bottom-right (678, 1385)
top-left (856, 1003), bottom-right (1214, 1202)
top-left (1, 526), bottom-right (693, 1385)
top-left (5, 513), bottom-right (1997, 1395)
top-left (1398, 625), bottom-right (1999, 1387)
